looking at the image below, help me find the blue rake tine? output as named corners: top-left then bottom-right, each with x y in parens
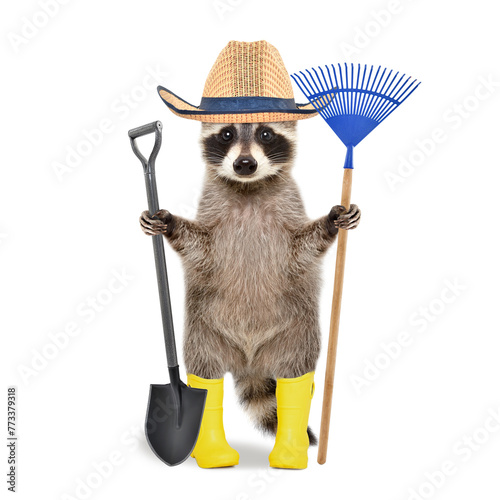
top-left (372, 71), bottom-right (407, 122)
top-left (332, 64), bottom-right (345, 116)
top-left (396, 78), bottom-right (421, 104)
top-left (313, 67), bottom-right (328, 116)
top-left (298, 71), bottom-right (322, 111)
top-left (325, 65), bottom-right (341, 116)
top-left (366, 69), bottom-right (395, 121)
top-left (317, 67), bottom-right (335, 119)
top-left (350, 63), bottom-right (356, 114)
top-left (378, 79), bottom-right (421, 122)
top-left (308, 69), bottom-right (326, 109)
top-left (392, 75), bottom-right (414, 101)
top-left (363, 66), bottom-right (386, 119)
top-left (359, 65), bottom-right (380, 118)
top-left (333, 64), bottom-right (346, 116)
top-left (352, 64), bottom-right (362, 117)
top-left (291, 74), bottom-right (316, 114)
top-left (377, 77), bottom-right (420, 122)
top-left (346, 63), bottom-right (352, 114)
top-left (338, 64), bottom-right (348, 116)
top-left (369, 71), bottom-right (401, 122)
top-left (360, 65), bottom-right (379, 117)
top-left (293, 72), bottom-right (326, 118)
top-left (355, 65), bottom-right (372, 118)
top-left (307, 68), bottom-right (332, 117)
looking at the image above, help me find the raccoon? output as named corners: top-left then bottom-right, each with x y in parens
top-left (140, 121), bottom-right (360, 442)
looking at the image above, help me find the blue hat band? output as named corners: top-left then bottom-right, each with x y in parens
top-left (199, 96), bottom-right (298, 112)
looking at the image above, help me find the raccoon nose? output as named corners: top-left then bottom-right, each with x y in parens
top-left (233, 156), bottom-right (257, 175)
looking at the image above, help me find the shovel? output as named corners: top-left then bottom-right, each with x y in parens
top-left (129, 120), bottom-right (207, 466)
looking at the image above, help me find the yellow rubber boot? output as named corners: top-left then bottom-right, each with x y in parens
top-left (187, 374), bottom-right (239, 468)
top-left (269, 372), bottom-right (314, 469)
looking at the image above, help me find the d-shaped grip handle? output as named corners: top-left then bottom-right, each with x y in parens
top-left (129, 121), bottom-right (162, 173)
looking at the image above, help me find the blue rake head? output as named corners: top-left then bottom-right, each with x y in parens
top-left (291, 64), bottom-right (420, 168)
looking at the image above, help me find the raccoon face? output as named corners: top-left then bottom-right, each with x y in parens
top-left (200, 122), bottom-right (297, 183)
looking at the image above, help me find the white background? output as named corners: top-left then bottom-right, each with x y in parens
top-left (2, 1), bottom-right (499, 499)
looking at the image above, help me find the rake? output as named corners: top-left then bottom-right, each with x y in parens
top-left (291, 63), bottom-right (420, 464)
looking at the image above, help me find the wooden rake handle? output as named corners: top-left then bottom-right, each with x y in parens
top-left (317, 167), bottom-right (353, 464)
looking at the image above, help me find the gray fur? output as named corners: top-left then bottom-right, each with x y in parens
top-left (139, 121), bottom-right (360, 439)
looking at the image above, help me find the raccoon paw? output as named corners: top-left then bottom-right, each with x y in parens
top-left (327, 204), bottom-right (361, 233)
top-left (139, 209), bottom-right (174, 236)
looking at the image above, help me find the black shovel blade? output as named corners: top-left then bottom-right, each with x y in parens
top-left (145, 382), bottom-right (207, 466)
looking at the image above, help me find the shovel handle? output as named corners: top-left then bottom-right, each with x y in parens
top-left (317, 165), bottom-right (353, 465)
top-left (129, 121), bottom-right (178, 369)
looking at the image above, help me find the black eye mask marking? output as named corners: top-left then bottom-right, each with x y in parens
top-left (255, 125), bottom-right (293, 165)
top-left (202, 125), bottom-right (237, 166)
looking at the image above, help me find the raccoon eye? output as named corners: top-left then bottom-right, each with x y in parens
top-left (260, 128), bottom-right (274, 142)
top-left (220, 129), bottom-right (234, 142)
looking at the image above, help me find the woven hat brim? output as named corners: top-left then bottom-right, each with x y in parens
top-left (158, 87), bottom-right (318, 123)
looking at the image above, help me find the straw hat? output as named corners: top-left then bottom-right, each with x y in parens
top-left (157, 40), bottom-right (317, 123)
